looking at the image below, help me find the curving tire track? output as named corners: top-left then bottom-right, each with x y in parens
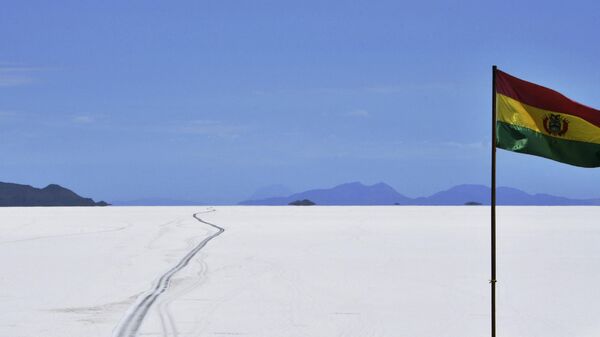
top-left (112, 209), bottom-right (225, 337)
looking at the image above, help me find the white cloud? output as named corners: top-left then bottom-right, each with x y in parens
top-left (0, 110), bottom-right (17, 117)
top-left (365, 83), bottom-right (455, 93)
top-left (346, 109), bottom-right (370, 117)
top-left (0, 65), bottom-right (53, 87)
top-left (0, 111), bottom-right (19, 125)
top-left (250, 81), bottom-right (456, 97)
top-left (441, 140), bottom-right (488, 150)
top-left (176, 120), bottom-right (247, 139)
top-left (72, 115), bottom-right (96, 124)
top-left (0, 75), bottom-right (33, 87)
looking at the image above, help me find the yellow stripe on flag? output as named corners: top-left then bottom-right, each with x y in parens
top-left (497, 93), bottom-right (600, 145)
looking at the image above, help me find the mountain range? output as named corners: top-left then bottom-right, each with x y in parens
top-left (2, 180), bottom-right (598, 206)
top-left (0, 182), bottom-right (109, 207)
top-left (111, 198), bottom-right (202, 206)
top-left (239, 182), bottom-right (600, 206)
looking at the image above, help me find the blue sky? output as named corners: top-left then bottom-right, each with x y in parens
top-left (2, 0), bottom-right (600, 203)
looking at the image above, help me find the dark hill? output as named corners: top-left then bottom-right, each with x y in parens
top-left (0, 182), bottom-right (109, 206)
top-left (288, 199), bottom-right (316, 206)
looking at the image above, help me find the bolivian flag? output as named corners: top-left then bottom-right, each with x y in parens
top-left (496, 69), bottom-right (600, 167)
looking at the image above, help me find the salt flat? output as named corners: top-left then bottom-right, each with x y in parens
top-left (1, 206), bottom-right (599, 337)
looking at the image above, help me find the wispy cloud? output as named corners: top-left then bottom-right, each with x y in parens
top-left (0, 110), bottom-right (19, 125)
top-left (72, 115), bottom-right (96, 124)
top-left (440, 140), bottom-right (488, 150)
top-left (346, 109), bottom-right (370, 117)
top-left (0, 110), bottom-right (17, 117)
top-left (251, 82), bottom-right (456, 97)
top-left (0, 65), bottom-right (53, 87)
top-left (176, 120), bottom-right (248, 139)
top-left (0, 76), bottom-right (33, 87)
top-left (363, 83), bottom-right (453, 94)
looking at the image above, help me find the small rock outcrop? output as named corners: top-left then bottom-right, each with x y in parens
top-left (288, 199), bottom-right (316, 206)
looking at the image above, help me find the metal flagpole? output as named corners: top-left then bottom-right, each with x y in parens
top-left (491, 65), bottom-right (498, 337)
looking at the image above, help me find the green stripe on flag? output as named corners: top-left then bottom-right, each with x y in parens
top-left (497, 121), bottom-right (600, 168)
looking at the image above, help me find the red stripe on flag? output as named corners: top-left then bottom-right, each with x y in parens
top-left (496, 69), bottom-right (600, 128)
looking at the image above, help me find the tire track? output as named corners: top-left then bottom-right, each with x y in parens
top-left (0, 224), bottom-right (130, 245)
top-left (112, 209), bottom-right (225, 337)
top-left (157, 259), bottom-right (209, 337)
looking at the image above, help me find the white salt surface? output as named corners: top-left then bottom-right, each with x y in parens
top-left (0, 206), bottom-right (599, 337)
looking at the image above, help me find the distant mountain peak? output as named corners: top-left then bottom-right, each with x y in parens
top-left (371, 182), bottom-right (396, 190)
top-left (240, 181), bottom-right (411, 205)
top-left (42, 184), bottom-right (71, 193)
top-left (44, 184), bottom-right (63, 189)
top-left (335, 182), bottom-right (392, 189)
top-left (335, 181), bottom-right (365, 187)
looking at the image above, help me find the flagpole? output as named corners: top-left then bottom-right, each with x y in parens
top-left (491, 64), bottom-right (498, 337)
